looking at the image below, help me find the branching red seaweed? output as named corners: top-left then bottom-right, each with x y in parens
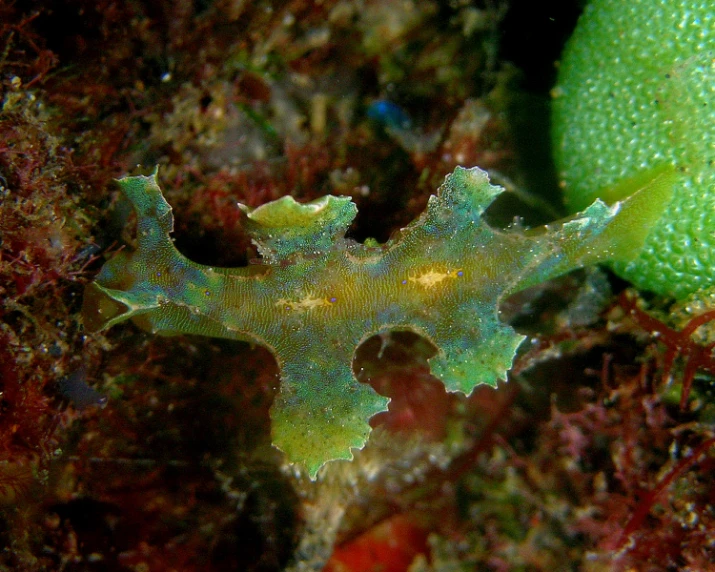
top-left (620, 291), bottom-right (715, 409)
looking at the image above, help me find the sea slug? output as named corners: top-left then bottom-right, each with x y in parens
top-left (83, 166), bottom-right (672, 476)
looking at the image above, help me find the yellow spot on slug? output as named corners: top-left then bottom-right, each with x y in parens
top-left (407, 268), bottom-right (463, 289)
top-left (276, 293), bottom-right (332, 312)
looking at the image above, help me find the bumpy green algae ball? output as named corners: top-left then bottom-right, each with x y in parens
top-left (552, 0), bottom-right (714, 299)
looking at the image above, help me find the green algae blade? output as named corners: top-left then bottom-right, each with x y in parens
top-left (552, 0), bottom-right (714, 298)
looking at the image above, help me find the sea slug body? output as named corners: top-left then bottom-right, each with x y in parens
top-left (83, 165), bottom-right (672, 476)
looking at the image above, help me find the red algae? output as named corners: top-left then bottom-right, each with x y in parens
top-left (325, 514), bottom-right (429, 572)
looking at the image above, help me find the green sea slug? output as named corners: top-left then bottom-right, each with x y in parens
top-left (83, 166), bottom-right (672, 476)
top-left (552, 0), bottom-right (714, 300)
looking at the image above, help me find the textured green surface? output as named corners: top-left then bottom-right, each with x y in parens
top-left (552, 0), bottom-right (715, 299)
top-left (83, 167), bottom-right (671, 476)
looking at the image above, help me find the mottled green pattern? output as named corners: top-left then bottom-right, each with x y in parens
top-left (83, 166), bottom-right (672, 476)
top-left (552, 0), bottom-right (715, 299)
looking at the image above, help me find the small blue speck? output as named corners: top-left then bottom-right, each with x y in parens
top-left (367, 100), bottom-right (412, 131)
